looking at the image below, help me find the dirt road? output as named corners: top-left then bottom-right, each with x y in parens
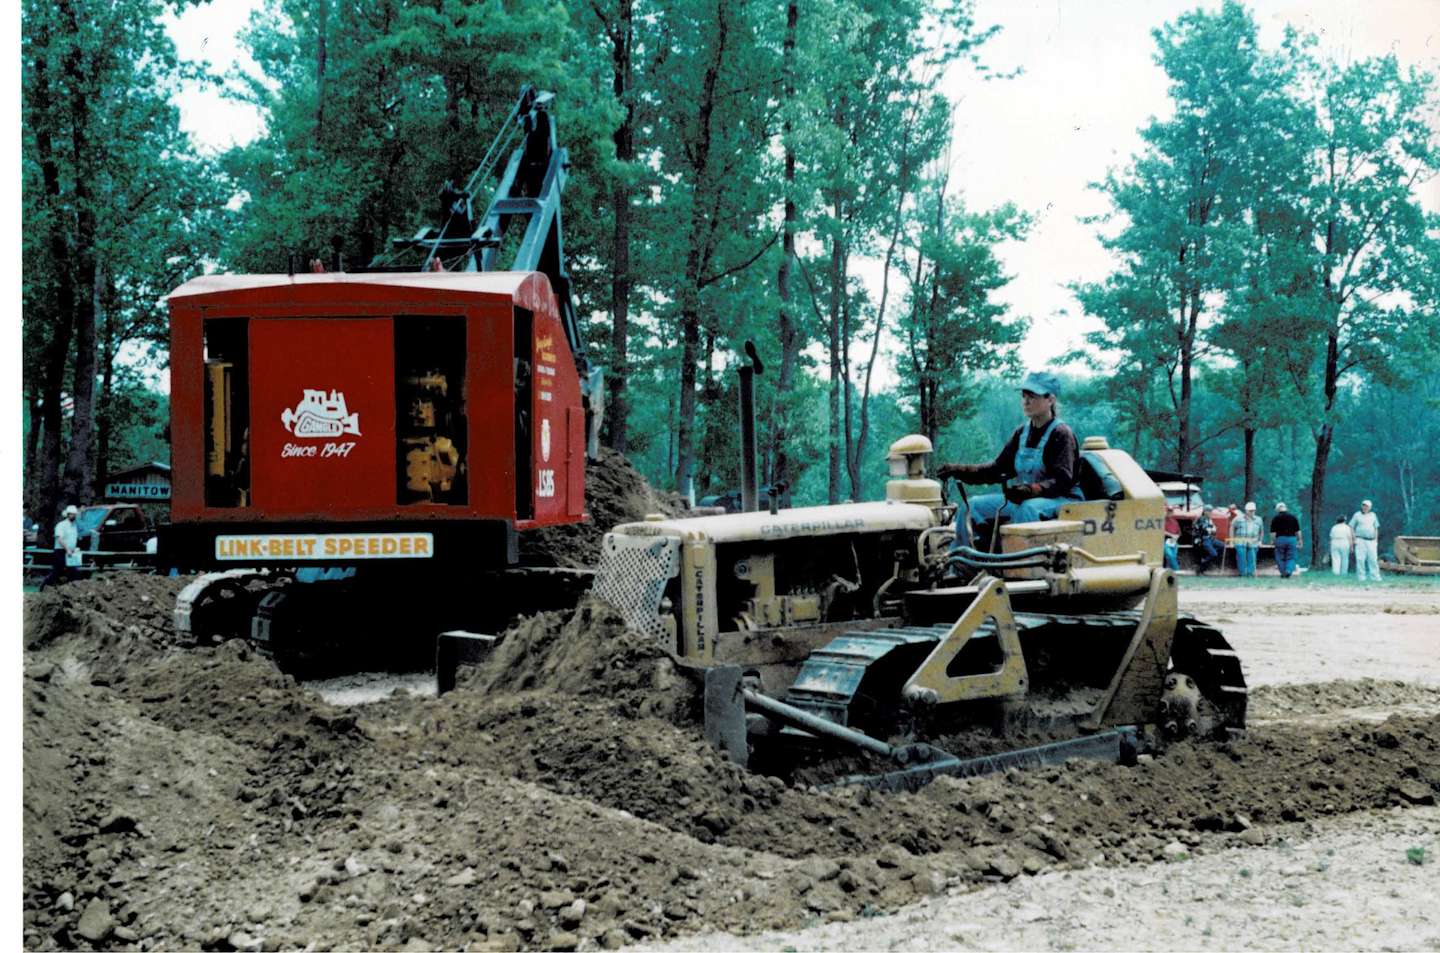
top-left (21, 576), bottom-right (1440, 952)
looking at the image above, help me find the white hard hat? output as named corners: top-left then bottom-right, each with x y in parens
top-left (1362, 499), bottom-right (1372, 507)
top-left (64, 505), bottom-right (79, 516)
top-left (1244, 501), bottom-right (1256, 511)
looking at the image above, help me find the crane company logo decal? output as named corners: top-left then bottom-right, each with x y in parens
top-left (280, 389), bottom-right (361, 459)
top-left (541, 418), bottom-right (552, 462)
top-left (282, 390), bottom-right (361, 438)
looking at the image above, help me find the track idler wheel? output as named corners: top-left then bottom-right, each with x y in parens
top-left (1159, 671), bottom-right (1221, 741)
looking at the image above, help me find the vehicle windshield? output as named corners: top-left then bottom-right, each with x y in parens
top-left (1163, 490), bottom-right (1204, 510)
top-left (76, 509), bottom-right (110, 533)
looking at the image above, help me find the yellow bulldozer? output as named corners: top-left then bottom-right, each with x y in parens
top-left (588, 434), bottom-right (1247, 790)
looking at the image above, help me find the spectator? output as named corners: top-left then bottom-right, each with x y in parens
top-left (1194, 510), bottom-right (1223, 575)
top-left (1271, 502), bottom-right (1302, 578)
top-left (1162, 505), bottom-right (1181, 570)
top-left (1231, 502), bottom-right (1264, 578)
top-left (39, 504), bottom-right (81, 592)
top-left (1329, 515), bottom-right (1355, 576)
top-left (1349, 499), bottom-right (1382, 582)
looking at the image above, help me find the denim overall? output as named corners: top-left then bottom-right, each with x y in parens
top-left (955, 418), bottom-right (1081, 549)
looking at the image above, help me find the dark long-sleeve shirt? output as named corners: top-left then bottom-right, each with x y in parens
top-left (970, 418), bottom-right (1080, 497)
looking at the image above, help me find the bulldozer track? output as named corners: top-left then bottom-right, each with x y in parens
top-left (781, 609), bottom-right (1248, 740)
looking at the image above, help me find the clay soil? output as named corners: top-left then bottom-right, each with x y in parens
top-left (20, 458), bottom-right (1440, 951)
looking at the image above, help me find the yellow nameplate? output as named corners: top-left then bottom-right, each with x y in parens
top-left (215, 533), bottom-right (434, 560)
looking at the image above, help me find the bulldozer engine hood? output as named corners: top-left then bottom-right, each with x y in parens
top-left (609, 500), bottom-right (939, 544)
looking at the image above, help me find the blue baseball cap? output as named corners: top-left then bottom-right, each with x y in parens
top-left (1018, 370), bottom-right (1061, 398)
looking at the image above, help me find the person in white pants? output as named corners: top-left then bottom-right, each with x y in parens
top-left (1329, 516), bottom-right (1354, 575)
top-left (1349, 499), bottom-right (1381, 581)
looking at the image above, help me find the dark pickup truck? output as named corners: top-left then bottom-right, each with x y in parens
top-left (24, 503), bottom-right (159, 576)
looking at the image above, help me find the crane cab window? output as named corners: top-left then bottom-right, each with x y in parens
top-left (395, 317), bottom-right (467, 505)
top-left (203, 318), bottom-right (251, 507)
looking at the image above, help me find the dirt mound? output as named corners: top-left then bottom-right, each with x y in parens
top-left (1250, 679), bottom-right (1440, 719)
top-left (23, 575), bottom-right (189, 684)
top-left (522, 447), bottom-right (689, 568)
top-left (462, 597), bottom-right (697, 717)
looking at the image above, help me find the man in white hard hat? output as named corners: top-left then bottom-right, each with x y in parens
top-left (1231, 502), bottom-right (1264, 578)
top-left (39, 504), bottom-right (81, 591)
top-left (1349, 499), bottom-right (1382, 582)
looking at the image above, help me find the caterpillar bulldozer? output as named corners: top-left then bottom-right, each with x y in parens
top-left (586, 434), bottom-right (1247, 790)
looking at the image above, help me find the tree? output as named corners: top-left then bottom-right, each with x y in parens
top-left (897, 179), bottom-right (1029, 447)
top-left (22, 0), bottom-right (220, 536)
top-left (647, 0), bottom-right (779, 500)
top-left (1078, 3), bottom-right (1293, 472)
top-left (1285, 48), bottom-right (1440, 563)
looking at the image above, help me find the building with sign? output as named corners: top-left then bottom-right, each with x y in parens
top-left (99, 462), bottom-right (171, 521)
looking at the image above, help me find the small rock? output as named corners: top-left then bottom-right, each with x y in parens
top-left (98, 813), bottom-right (138, 835)
top-left (912, 871), bottom-right (946, 896)
top-left (399, 937), bottom-right (433, 952)
top-left (444, 867), bottom-right (477, 887)
top-left (1161, 841), bottom-right (1189, 862)
top-left (113, 925), bottom-right (140, 942)
top-left (600, 929), bottom-right (627, 950)
top-left (54, 892), bottom-right (75, 912)
top-left (228, 931), bottom-right (262, 951)
top-left (550, 931), bottom-right (580, 951)
top-left (1232, 812), bottom-right (1254, 831)
top-left (1280, 864), bottom-right (1309, 877)
top-left (825, 909), bottom-right (855, 923)
top-left (985, 853), bottom-right (1021, 880)
top-left (344, 857), bottom-right (367, 878)
top-left (515, 899), bottom-right (535, 917)
top-left (411, 892), bottom-right (428, 906)
top-left (76, 899), bottom-right (114, 942)
top-left (1239, 828), bottom-right (1267, 846)
top-left (298, 880), bottom-right (320, 903)
top-left (797, 857), bottom-right (841, 881)
top-left (876, 844), bottom-right (915, 871)
top-left (539, 889), bottom-right (575, 909)
top-left (560, 899), bottom-right (586, 929)
top-left (133, 782), bottom-right (153, 798)
top-left (1397, 781), bottom-right (1435, 806)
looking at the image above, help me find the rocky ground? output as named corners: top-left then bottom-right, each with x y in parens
top-left (20, 458), bottom-right (1440, 951)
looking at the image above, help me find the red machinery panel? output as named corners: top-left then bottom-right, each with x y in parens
top-left (249, 318), bottom-right (395, 512)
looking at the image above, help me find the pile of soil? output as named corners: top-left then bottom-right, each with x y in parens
top-left (21, 578), bottom-right (1440, 951)
top-left (1250, 679), bottom-right (1440, 719)
top-left (23, 575), bottom-right (190, 682)
top-left (522, 448), bottom-right (689, 568)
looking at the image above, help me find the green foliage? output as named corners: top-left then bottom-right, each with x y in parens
top-left (1407, 846), bottom-right (1427, 866)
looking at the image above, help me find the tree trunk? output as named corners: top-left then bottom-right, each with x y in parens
top-left (1177, 288), bottom-right (1199, 471)
top-left (314, 0), bottom-right (328, 146)
top-left (25, 393), bottom-right (42, 518)
top-left (827, 208), bottom-right (843, 504)
top-left (34, 16), bottom-right (79, 542)
top-left (604, 0), bottom-right (634, 455)
top-left (1242, 426), bottom-right (1255, 505)
top-left (771, 0), bottom-right (798, 497)
top-left (96, 271), bottom-right (118, 485)
top-left (61, 234), bottom-right (99, 507)
top-left (1307, 325), bottom-right (1341, 566)
top-left (673, 7), bottom-right (725, 500)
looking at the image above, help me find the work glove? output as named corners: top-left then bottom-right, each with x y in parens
top-left (935, 462), bottom-right (979, 482)
top-left (1003, 483), bottom-right (1043, 504)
